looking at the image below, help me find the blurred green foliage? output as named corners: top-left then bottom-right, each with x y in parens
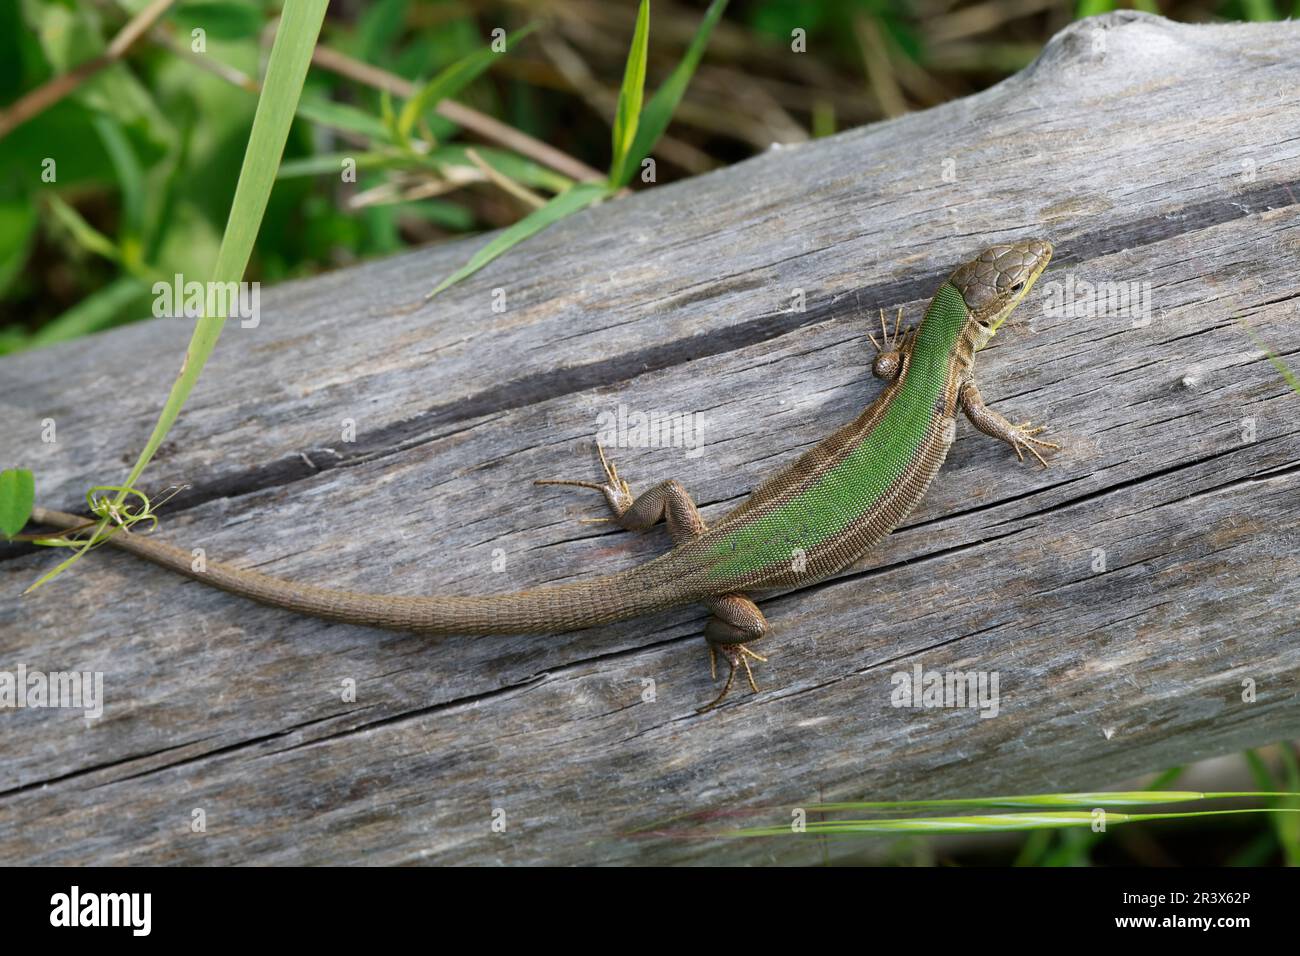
top-left (0, 0), bottom-right (1295, 354)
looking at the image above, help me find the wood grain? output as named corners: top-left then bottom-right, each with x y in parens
top-left (1, 12), bottom-right (1298, 864)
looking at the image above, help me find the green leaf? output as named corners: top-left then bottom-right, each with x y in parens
top-left (140, 107), bottom-right (196, 265)
top-left (380, 88), bottom-right (400, 143)
top-left (1075, 0), bottom-right (1117, 16)
top-left (0, 100), bottom-right (116, 188)
top-left (807, 791), bottom-right (1299, 811)
top-left (427, 181), bottom-right (611, 298)
top-left (32, 1), bottom-right (172, 147)
top-left (1239, 0), bottom-right (1278, 20)
top-left (396, 23), bottom-right (538, 142)
top-left (700, 788), bottom-right (1300, 840)
top-left (31, 1), bottom-right (103, 73)
top-left (1275, 746), bottom-right (1300, 865)
top-left (0, 326), bottom-right (30, 355)
top-left (47, 190), bottom-right (160, 284)
top-left (618, 0), bottom-right (728, 187)
top-left (608, 0), bottom-right (650, 187)
top-left (296, 31), bottom-right (513, 150)
top-left (0, 468), bottom-right (35, 537)
top-left (401, 199), bottom-right (476, 231)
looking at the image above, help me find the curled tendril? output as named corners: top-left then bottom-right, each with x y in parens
top-left (33, 484), bottom-right (189, 551)
top-left (85, 484), bottom-right (188, 539)
top-left (23, 484), bottom-right (190, 594)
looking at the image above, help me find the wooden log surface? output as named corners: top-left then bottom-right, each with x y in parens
top-left (2, 11), bottom-right (1298, 864)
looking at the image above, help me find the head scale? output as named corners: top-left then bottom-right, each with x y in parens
top-left (949, 239), bottom-right (1052, 349)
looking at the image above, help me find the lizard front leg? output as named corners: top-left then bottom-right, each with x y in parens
top-left (958, 380), bottom-right (1061, 467)
top-left (536, 443), bottom-right (768, 710)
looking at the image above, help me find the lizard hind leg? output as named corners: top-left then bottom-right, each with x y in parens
top-left (535, 444), bottom-right (767, 712)
top-left (698, 594), bottom-right (769, 713)
top-left (535, 442), bottom-right (707, 544)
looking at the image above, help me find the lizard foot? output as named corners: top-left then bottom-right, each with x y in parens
top-left (698, 643), bottom-right (768, 714)
top-left (1008, 422), bottom-right (1062, 468)
top-left (534, 441), bottom-right (634, 519)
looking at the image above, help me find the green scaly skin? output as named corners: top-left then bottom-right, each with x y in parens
top-left (29, 239), bottom-right (1059, 711)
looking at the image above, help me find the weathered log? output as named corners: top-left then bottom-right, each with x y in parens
top-left (1, 11), bottom-right (1298, 864)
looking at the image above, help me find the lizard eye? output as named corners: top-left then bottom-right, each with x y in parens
top-left (1010, 280), bottom-right (1025, 293)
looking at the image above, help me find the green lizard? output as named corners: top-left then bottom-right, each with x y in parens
top-left (30, 239), bottom-right (1059, 711)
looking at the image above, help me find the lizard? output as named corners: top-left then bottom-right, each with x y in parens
top-left (29, 239), bottom-right (1060, 712)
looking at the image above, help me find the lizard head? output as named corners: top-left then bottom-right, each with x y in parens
top-left (950, 239), bottom-right (1053, 349)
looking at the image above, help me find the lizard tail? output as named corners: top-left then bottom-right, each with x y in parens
top-left (28, 507), bottom-right (678, 635)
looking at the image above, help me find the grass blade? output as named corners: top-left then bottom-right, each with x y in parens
top-left (730, 808), bottom-right (1300, 838)
top-left (608, 0), bottom-right (650, 187)
top-left (1275, 747), bottom-right (1300, 865)
top-left (92, 115), bottom-right (145, 255)
top-left (119, 0), bottom-right (329, 489)
top-left (618, 0), bottom-right (728, 187)
top-left (47, 194), bottom-right (120, 263)
top-left (806, 790), bottom-right (1300, 811)
top-left (396, 24), bottom-right (538, 143)
top-left (277, 150), bottom-right (396, 178)
top-left (28, 0), bottom-right (330, 590)
top-left (425, 144), bottom-right (573, 193)
top-left (709, 788), bottom-right (1300, 839)
top-left (426, 181), bottom-right (610, 298)
top-left (279, 145), bottom-right (573, 195)
top-left (1075, 0), bottom-right (1117, 16)
top-left (29, 275), bottom-right (145, 348)
top-left (296, 95), bottom-right (392, 142)
top-left (1239, 321), bottom-right (1300, 396)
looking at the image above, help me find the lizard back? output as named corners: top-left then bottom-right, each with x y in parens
top-left (646, 281), bottom-right (976, 597)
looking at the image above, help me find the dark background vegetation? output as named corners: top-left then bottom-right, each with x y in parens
top-left (3, 0), bottom-right (1294, 350)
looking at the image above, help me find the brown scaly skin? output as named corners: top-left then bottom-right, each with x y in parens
top-left (29, 240), bottom-right (1060, 713)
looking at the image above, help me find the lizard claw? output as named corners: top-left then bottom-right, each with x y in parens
top-left (699, 643), bottom-right (768, 713)
top-left (534, 441), bottom-right (635, 514)
top-left (1010, 422), bottom-right (1061, 468)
